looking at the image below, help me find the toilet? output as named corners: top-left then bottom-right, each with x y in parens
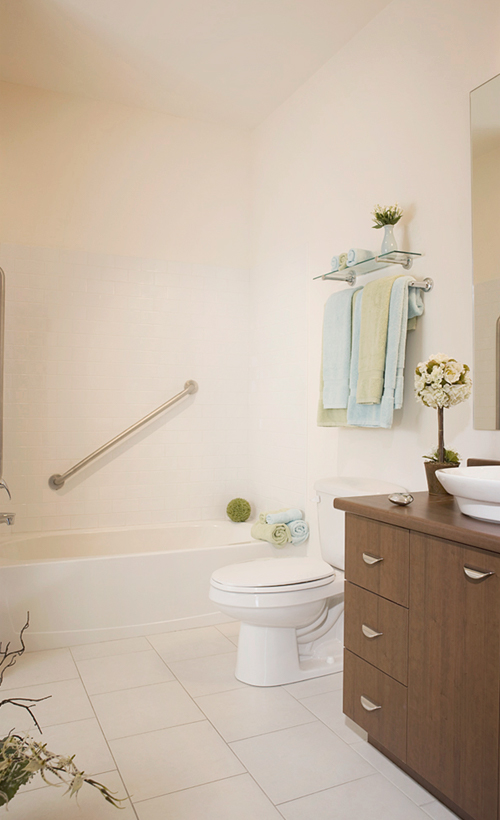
top-left (209, 477), bottom-right (405, 686)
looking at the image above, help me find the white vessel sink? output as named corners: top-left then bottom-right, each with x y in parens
top-left (436, 465), bottom-right (500, 523)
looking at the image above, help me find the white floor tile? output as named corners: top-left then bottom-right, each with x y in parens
top-left (76, 649), bottom-right (174, 695)
top-left (352, 740), bottom-right (434, 805)
top-left (135, 773), bottom-right (283, 820)
top-left (283, 671), bottom-right (343, 700)
top-left (279, 772), bottom-right (435, 819)
top-left (0, 678), bottom-right (94, 734)
top-left (71, 636), bottom-right (151, 661)
top-left (1, 648), bottom-right (78, 689)
top-left (167, 651), bottom-right (245, 697)
top-left (92, 680), bottom-right (205, 740)
top-left (215, 621), bottom-right (240, 646)
top-left (230, 721), bottom-right (374, 804)
top-left (301, 688), bottom-right (367, 743)
top-left (1, 770), bottom-right (135, 819)
top-left (421, 800), bottom-right (462, 819)
top-left (110, 720), bottom-right (245, 802)
top-left (147, 626), bottom-right (235, 662)
top-left (196, 685), bottom-right (316, 742)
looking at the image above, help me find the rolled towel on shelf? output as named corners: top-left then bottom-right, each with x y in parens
top-left (330, 253), bottom-right (348, 272)
top-left (347, 248), bottom-right (374, 266)
top-left (259, 508), bottom-right (303, 525)
top-left (251, 521), bottom-right (291, 548)
top-left (289, 519), bottom-right (309, 545)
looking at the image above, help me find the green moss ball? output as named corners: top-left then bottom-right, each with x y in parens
top-left (226, 498), bottom-right (251, 522)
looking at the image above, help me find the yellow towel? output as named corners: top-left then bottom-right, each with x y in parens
top-left (356, 275), bottom-right (401, 404)
top-left (250, 521), bottom-right (291, 547)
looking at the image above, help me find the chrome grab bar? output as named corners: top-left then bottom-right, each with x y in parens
top-left (49, 380), bottom-right (198, 490)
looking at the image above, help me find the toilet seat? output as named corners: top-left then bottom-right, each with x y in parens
top-left (210, 557), bottom-right (335, 594)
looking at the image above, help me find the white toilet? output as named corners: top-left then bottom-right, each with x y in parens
top-left (209, 477), bottom-right (405, 686)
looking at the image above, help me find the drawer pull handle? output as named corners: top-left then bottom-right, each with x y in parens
top-left (362, 552), bottom-right (384, 566)
top-left (362, 624), bottom-right (383, 639)
top-left (463, 566), bottom-right (495, 581)
top-left (360, 695), bottom-right (382, 712)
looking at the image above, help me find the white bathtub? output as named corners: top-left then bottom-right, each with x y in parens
top-left (0, 521), bottom-right (306, 651)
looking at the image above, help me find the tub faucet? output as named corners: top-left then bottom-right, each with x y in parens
top-left (0, 480), bottom-right (11, 500)
top-left (0, 513), bottom-right (15, 525)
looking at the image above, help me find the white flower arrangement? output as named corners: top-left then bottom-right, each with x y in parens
top-left (415, 353), bottom-right (472, 409)
top-left (371, 203), bottom-right (403, 229)
top-left (415, 353), bottom-right (472, 465)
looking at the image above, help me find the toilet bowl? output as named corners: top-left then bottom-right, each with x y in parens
top-left (209, 477), bottom-right (406, 686)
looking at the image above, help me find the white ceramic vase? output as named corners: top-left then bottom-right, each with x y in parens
top-left (380, 224), bottom-right (398, 254)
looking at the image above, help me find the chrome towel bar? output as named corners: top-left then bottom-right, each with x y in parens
top-left (49, 380), bottom-right (198, 490)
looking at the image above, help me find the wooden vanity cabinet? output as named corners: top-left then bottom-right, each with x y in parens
top-left (408, 532), bottom-right (500, 820)
top-left (337, 493), bottom-right (500, 820)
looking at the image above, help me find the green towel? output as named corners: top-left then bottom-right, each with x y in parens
top-left (338, 252), bottom-right (348, 270)
top-left (251, 521), bottom-right (291, 548)
top-left (356, 275), bottom-right (401, 404)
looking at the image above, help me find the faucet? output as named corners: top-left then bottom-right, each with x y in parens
top-left (0, 513), bottom-right (14, 525)
top-left (0, 479), bottom-right (11, 500)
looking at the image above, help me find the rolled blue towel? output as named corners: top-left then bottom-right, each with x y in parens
top-left (289, 519), bottom-right (309, 545)
top-left (265, 508), bottom-right (303, 525)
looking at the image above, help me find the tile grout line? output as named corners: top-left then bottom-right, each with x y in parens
top-left (144, 637), bottom-right (291, 815)
top-left (71, 648), bottom-right (142, 820)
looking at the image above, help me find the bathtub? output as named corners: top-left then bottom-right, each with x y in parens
top-left (0, 521), bottom-right (306, 651)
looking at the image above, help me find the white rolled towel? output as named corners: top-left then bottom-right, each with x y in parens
top-left (347, 248), bottom-right (374, 267)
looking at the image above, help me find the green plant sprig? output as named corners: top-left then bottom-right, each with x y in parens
top-left (423, 448), bottom-right (460, 464)
top-left (371, 203), bottom-right (403, 228)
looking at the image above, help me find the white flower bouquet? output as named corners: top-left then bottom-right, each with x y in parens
top-left (371, 203), bottom-right (403, 229)
top-left (415, 353), bottom-right (472, 465)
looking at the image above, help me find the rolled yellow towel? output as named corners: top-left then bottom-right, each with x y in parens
top-left (251, 521), bottom-right (291, 548)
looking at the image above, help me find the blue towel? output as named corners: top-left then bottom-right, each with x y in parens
top-left (394, 282), bottom-right (424, 409)
top-left (322, 287), bottom-right (362, 409)
top-left (289, 519), bottom-right (309, 545)
top-left (347, 276), bottom-right (420, 428)
top-left (265, 508), bottom-right (303, 525)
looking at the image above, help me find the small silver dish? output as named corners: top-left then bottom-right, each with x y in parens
top-left (388, 492), bottom-right (414, 506)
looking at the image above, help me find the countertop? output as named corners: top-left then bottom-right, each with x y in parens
top-left (334, 492), bottom-right (500, 554)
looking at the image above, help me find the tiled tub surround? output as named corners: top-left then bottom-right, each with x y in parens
top-left (0, 521), bottom-right (308, 651)
top-left (0, 624), bottom-right (460, 819)
top-left (0, 243), bottom-right (251, 533)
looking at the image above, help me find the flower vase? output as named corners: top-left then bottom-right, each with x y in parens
top-left (380, 224), bottom-right (398, 255)
top-left (424, 461), bottom-right (460, 496)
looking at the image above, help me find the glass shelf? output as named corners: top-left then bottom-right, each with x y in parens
top-left (314, 251), bottom-right (422, 281)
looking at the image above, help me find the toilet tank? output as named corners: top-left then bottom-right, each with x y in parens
top-left (314, 477), bottom-right (407, 570)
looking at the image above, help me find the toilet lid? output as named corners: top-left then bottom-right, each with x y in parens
top-left (211, 557), bottom-right (335, 591)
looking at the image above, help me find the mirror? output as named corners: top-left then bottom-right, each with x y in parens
top-left (471, 73), bottom-right (500, 429)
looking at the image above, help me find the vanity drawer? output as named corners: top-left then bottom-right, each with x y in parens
top-left (343, 649), bottom-right (407, 762)
top-left (344, 515), bottom-right (409, 606)
top-left (344, 582), bottom-right (408, 685)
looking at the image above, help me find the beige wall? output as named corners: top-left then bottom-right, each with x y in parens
top-left (0, 81), bottom-right (251, 267)
top-left (251, 0), bottom-right (500, 550)
top-left (472, 144), bottom-right (500, 285)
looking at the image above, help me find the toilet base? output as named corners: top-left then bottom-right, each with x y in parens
top-left (235, 598), bottom-right (344, 687)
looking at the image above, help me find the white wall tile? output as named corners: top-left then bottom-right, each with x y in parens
top-left (1, 244), bottom-right (251, 532)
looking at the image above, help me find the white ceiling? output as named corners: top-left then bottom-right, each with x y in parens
top-left (0, 0), bottom-right (393, 128)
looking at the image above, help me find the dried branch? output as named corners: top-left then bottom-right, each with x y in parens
top-left (0, 613), bottom-right (30, 687)
top-left (0, 696), bottom-right (51, 734)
